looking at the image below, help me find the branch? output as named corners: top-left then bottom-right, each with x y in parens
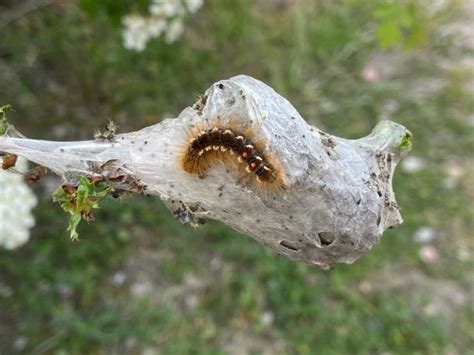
top-left (0, 75), bottom-right (412, 269)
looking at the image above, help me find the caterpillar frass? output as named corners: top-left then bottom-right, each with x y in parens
top-left (180, 123), bottom-right (285, 191)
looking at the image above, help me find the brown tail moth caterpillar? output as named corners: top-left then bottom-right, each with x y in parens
top-left (180, 119), bottom-right (285, 191)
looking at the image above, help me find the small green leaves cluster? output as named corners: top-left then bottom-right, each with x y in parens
top-left (374, 1), bottom-right (428, 49)
top-left (0, 104), bottom-right (12, 135)
top-left (53, 176), bottom-right (112, 241)
top-left (398, 131), bottom-right (413, 151)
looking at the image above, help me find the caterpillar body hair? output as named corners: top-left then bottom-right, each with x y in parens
top-left (179, 118), bottom-right (285, 193)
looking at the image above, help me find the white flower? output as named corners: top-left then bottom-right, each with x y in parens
top-left (185, 0), bottom-right (203, 13)
top-left (165, 19), bottom-right (184, 43)
top-left (0, 157), bottom-right (37, 250)
top-left (413, 226), bottom-right (436, 244)
top-left (261, 311), bottom-right (274, 327)
top-left (122, 14), bottom-right (147, 29)
top-left (122, 31), bottom-right (147, 52)
top-left (122, 15), bottom-right (151, 51)
top-left (150, 0), bottom-right (184, 17)
top-left (130, 280), bottom-right (153, 296)
top-left (146, 18), bottom-right (167, 37)
top-left (111, 271), bottom-right (127, 286)
top-left (121, 0), bottom-right (203, 51)
top-left (401, 156), bottom-right (425, 173)
top-left (13, 336), bottom-right (28, 352)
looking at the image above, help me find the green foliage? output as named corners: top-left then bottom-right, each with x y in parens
top-left (399, 130), bottom-right (413, 150)
top-left (374, 0), bottom-right (429, 49)
top-left (53, 177), bottom-right (112, 240)
top-left (0, 104), bottom-right (12, 115)
top-left (79, 0), bottom-right (150, 25)
top-left (0, 104), bottom-right (12, 135)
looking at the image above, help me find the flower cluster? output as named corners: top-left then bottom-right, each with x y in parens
top-left (0, 157), bottom-right (37, 250)
top-left (122, 0), bottom-right (203, 51)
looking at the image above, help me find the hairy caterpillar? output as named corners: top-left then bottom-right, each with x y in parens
top-left (179, 119), bottom-right (285, 191)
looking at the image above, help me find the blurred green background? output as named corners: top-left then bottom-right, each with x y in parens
top-left (0, 0), bottom-right (473, 353)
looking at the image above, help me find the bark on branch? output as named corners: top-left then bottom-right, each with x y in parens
top-left (0, 75), bottom-right (412, 269)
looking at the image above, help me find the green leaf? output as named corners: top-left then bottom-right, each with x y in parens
top-left (53, 176), bottom-right (112, 241)
top-left (78, 0), bottom-right (151, 26)
top-left (67, 213), bottom-right (82, 241)
top-left (405, 23), bottom-right (427, 49)
top-left (376, 21), bottom-right (402, 48)
top-left (0, 104), bottom-right (12, 115)
top-left (0, 104), bottom-right (12, 135)
top-left (398, 131), bottom-right (413, 150)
